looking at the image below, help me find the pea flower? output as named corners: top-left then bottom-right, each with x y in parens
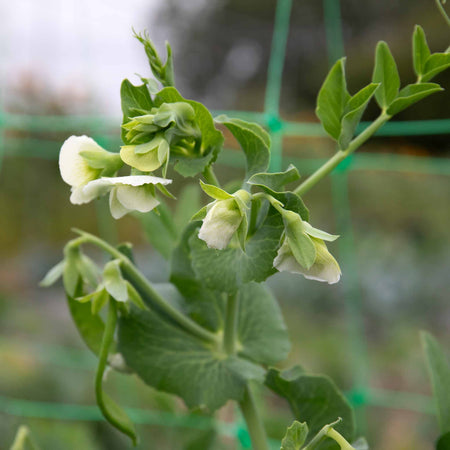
top-left (195, 182), bottom-right (251, 250)
top-left (59, 135), bottom-right (123, 204)
top-left (79, 175), bottom-right (172, 219)
top-left (273, 209), bottom-right (341, 284)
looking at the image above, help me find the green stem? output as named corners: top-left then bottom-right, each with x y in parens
top-left (10, 426), bottom-right (41, 450)
top-left (95, 301), bottom-right (136, 445)
top-left (223, 292), bottom-right (240, 354)
top-left (435, 0), bottom-right (450, 27)
top-left (326, 429), bottom-right (355, 450)
top-left (303, 420), bottom-right (354, 450)
top-left (203, 165), bottom-right (221, 187)
top-left (239, 386), bottom-right (270, 450)
top-left (72, 229), bottom-right (220, 346)
top-left (294, 113), bottom-right (390, 196)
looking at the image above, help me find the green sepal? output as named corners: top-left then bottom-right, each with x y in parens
top-left (120, 79), bottom-right (153, 144)
top-left (214, 115), bottom-right (270, 179)
top-left (155, 88), bottom-right (224, 176)
top-left (126, 282), bottom-right (147, 310)
top-left (387, 83), bottom-right (442, 115)
top-left (91, 288), bottom-right (110, 315)
top-left (302, 222), bottom-right (339, 242)
top-left (281, 421), bottom-right (309, 450)
top-left (76, 254), bottom-right (100, 288)
top-left (316, 58), bottom-right (349, 140)
top-left (282, 210), bottom-right (316, 269)
top-left (413, 25), bottom-right (431, 77)
top-left (190, 205), bottom-right (210, 222)
top-left (63, 246), bottom-right (81, 297)
top-left (372, 41), bottom-right (400, 109)
top-left (421, 53), bottom-right (450, 82)
top-left (338, 83), bottom-right (379, 149)
top-left (266, 367), bottom-right (356, 446)
top-left (39, 260), bottom-right (64, 287)
top-left (422, 331), bottom-right (450, 435)
top-left (103, 260), bottom-right (128, 302)
top-left (248, 164), bottom-right (300, 194)
top-left (200, 180), bottom-right (233, 200)
top-left (157, 183), bottom-right (176, 200)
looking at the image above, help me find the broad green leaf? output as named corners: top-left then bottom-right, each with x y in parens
top-left (437, 431), bottom-right (450, 450)
top-left (316, 58), bottom-right (349, 140)
top-left (120, 79), bottom-right (153, 144)
top-left (413, 25), bottom-right (431, 77)
top-left (422, 331), bottom-right (450, 435)
top-left (103, 260), bottom-right (128, 302)
top-left (422, 53), bottom-right (450, 82)
top-left (248, 165), bottom-right (300, 194)
top-left (372, 41), bottom-right (400, 109)
top-left (281, 421), bottom-right (309, 450)
top-left (266, 367), bottom-right (356, 447)
top-left (118, 298), bottom-right (265, 411)
top-left (387, 83), bottom-right (442, 115)
top-left (39, 260), bottom-right (64, 287)
top-left (338, 83), bottom-right (379, 150)
top-left (215, 115), bottom-right (270, 179)
top-left (155, 87), bottom-right (224, 176)
top-left (67, 281), bottom-right (105, 356)
top-left (200, 180), bottom-right (233, 200)
top-left (136, 203), bottom-right (178, 260)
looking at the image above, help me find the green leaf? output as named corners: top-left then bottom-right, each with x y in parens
top-left (39, 260), bottom-right (64, 287)
top-left (422, 331), bottom-right (450, 435)
top-left (338, 83), bottom-right (379, 150)
top-left (372, 41), bottom-right (400, 109)
top-left (387, 83), bottom-right (442, 115)
top-left (126, 282), bottom-right (147, 310)
top-left (281, 421), bottom-right (309, 450)
top-left (118, 297), bottom-right (265, 411)
top-left (422, 53), bottom-right (450, 82)
top-left (266, 367), bottom-right (356, 446)
top-left (413, 25), bottom-right (431, 77)
top-left (155, 87), bottom-right (224, 176)
top-left (120, 79), bottom-right (153, 144)
top-left (103, 260), bottom-right (128, 302)
top-left (67, 281), bottom-right (105, 356)
top-left (316, 58), bottom-right (349, 140)
top-left (184, 428), bottom-right (216, 450)
top-left (437, 431), bottom-right (450, 450)
top-left (248, 165), bottom-right (300, 194)
top-left (215, 115), bottom-right (270, 179)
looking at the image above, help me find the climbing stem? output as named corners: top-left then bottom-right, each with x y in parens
top-left (95, 301), bottom-right (136, 445)
top-left (294, 112), bottom-right (390, 196)
top-left (435, 0), bottom-right (450, 27)
top-left (239, 385), bottom-right (270, 450)
top-left (71, 229), bottom-right (220, 346)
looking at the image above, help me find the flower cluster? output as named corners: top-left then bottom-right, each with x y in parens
top-left (196, 184), bottom-right (341, 285)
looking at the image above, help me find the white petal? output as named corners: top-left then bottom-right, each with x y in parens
top-left (97, 175), bottom-right (172, 187)
top-left (109, 189), bottom-right (130, 219)
top-left (116, 185), bottom-right (160, 213)
top-left (69, 186), bottom-right (94, 204)
top-left (59, 135), bottom-right (102, 187)
top-left (198, 200), bottom-right (242, 250)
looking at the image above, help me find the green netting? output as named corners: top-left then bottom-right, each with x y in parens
top-left (1, 0), bottom-right (449, 446)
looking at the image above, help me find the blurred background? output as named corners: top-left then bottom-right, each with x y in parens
top-left (0, 0), bottom-right (449, 448)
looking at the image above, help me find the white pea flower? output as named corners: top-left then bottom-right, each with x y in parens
top-left (59, 135), bottom-right (122, 204)
top-left (79, 175), bottom-right (172, 219)
top-left (274, 236), bottom-right (341, 284)
top-left (196, 182), bottom-right (251, 250)
top-left (273, 209), bottom-right (341, 284)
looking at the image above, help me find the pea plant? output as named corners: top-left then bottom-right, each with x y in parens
top-left (41, 25), bottom-right (450, 449)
